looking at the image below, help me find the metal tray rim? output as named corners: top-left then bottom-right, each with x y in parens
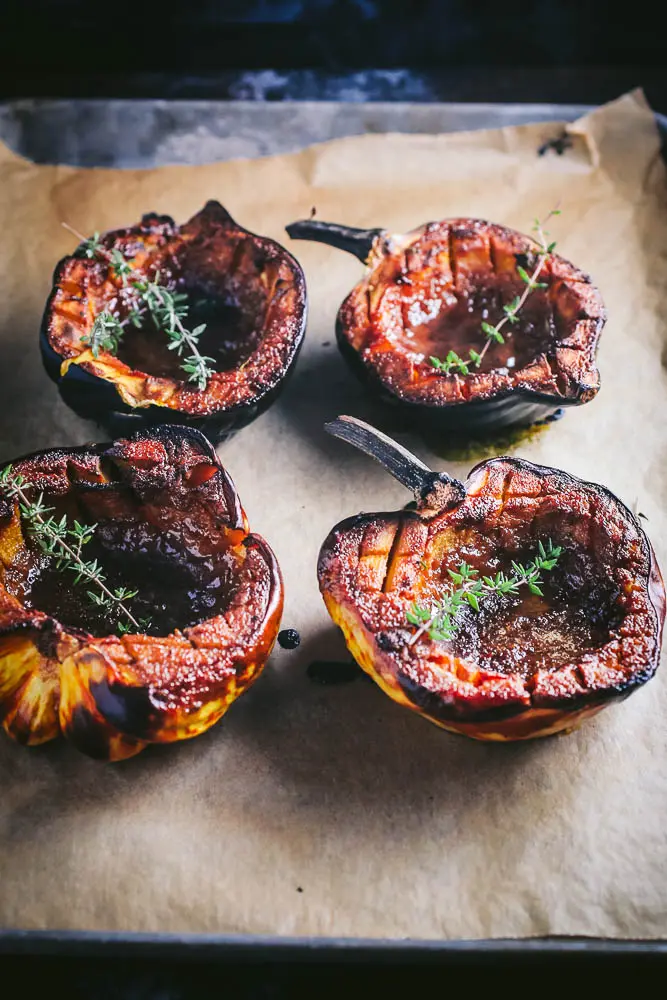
top-left (1, 928), bottom-right (667, 959)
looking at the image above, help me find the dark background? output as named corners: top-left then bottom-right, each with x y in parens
top-left (0, 0), bottom-right (665, 106)
top-left (1, 0), bottom-right (665, 994)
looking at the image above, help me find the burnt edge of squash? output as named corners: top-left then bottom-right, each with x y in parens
top-left (0, 424), bottom-right (284, 759)
top-left (41, 201), bottom-right (308, 443)
top-left (317, 456), bottom-right (664, 729)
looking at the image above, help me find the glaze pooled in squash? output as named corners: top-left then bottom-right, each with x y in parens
top-left (318, 417), bottom-right (664, 740)
top-left (0, 426), bottom-right (283, 760)
top-left (287, 217), bottom-right (605, 431)
top-left (43, 201), bottom-right (307, 442)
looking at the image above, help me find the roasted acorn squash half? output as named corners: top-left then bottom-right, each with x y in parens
top-left (287, 217), bottom-right (605, 431)
top-left (42, 201), bottom-right (307, 443)
top-left (0, 425), bottom-right (283, 760)
top-left (318, 417), bottom-right (664, 740)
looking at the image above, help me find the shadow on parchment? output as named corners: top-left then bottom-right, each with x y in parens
top-left (270, 337), bottom-right (537, 475)
top-left (0, 623), bottom-right (563, 847)
top-left (271, 339), bottom-right (426, 473)
top-left (0, 318), bottom-right (100, 462)
top-left (202, 624), bottom-right (563, 830)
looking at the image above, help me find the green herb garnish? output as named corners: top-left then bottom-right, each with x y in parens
top-left (407, 539), bottom-right (562, 644)
top-left (63, 222), bottom-right (215, 390)
top-left (428, 208), bottom-right (560, 375)
top-left (0, 465), bottom-right (149, 635)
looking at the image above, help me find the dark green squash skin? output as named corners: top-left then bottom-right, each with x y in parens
top-left (334, 316), bottom-right (565, 432)
top-left (40, 324), bottom-right (304, 443)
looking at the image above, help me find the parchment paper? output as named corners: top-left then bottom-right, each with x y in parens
top-left (1, 90), bottom-right (666, 941)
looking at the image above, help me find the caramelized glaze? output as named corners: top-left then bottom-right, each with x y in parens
top-left (3, 492), bottom-right (238, 638)
top-left (453, 577), bottom-right (615, 678)
top-left (116, 291), bottom-right (261, 381)
top-left (0, 428), bottom-right (285, 759)
top-left (423, 538), bottom-right (620, 679)
top-left (43, 202), bottom-right (307, 439)
top-left (399, 284), bottom-right (555, 376)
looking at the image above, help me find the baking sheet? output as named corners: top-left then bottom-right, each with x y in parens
top-left (0, 90), bottom-right (666, 942)
top-left (0, 99), bottom-right (589, 167)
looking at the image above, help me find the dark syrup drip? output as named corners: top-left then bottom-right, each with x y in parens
top-left (278, 628), bottom-right (301, 649)
top-left (306, 661), bottom-right (367, 685)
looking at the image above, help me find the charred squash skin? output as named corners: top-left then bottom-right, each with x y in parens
top-left (42, 201), bottom-right (307, 443)
top-left (0, 426), bottom-right (283, 760)
top-left (318, 418), bottom-right (664, 741)
top-left (287, 218), bottom-right (605, 431)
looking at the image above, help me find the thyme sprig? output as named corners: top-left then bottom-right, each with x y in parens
top-left (62, 223), bottom-right (215, 390)
top-left (0, 465), bottom-right (149, 635)
top-left (88, 304), bottom-right (125, 356)
top-left (407, 539), bottom-right (562, 644)
top-left (428, 209), bottom-right (560, 376)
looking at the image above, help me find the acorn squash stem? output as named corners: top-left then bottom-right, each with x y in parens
top-left (285, 220), bottom-right (385, 263)
top-left (324, 415), bottom-right (465, 511)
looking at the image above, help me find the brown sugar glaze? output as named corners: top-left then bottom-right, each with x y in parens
top-left (422, 536), bottom-right (621, 680)
top-left (113, 233), bottom-right (272, 381)
top-left (3, 491), bottom-right (237, 638)
top-left (116, 292), bottom-right (263, 381)
top-left (396, 277), bottom-right (555, 376)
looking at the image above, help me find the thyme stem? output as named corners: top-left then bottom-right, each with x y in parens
top-left (473, 228), bottom-right (550, 369)
top-left (0, 466), bottom-right (142, 632)
top-left (428, 209), bottom-right (560, 376)
top-left (61, 221), bottom-right (90, 244)
top-left (407, 540), bottom-right (562, 645)
top-left (62, 222), bottom-right (214, 390)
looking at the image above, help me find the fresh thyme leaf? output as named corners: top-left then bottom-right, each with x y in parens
top-left (481, 321), bottom-right (504, 344)
top-left (503, 296), bottom-right (521, 323)
top-left (430, 628), bottom-right (456, 642)
top-left (66, 224), bottom-right (215, 389)
top-left (465, 591), bottom-right (480, 612)
top-left (109, 248), bottom-right (134, 284)
top-left (182, 354), bottom-right (216, 391)
top-left (428, 209), bottom-right (559, 376)
top-left (84, 310), bottom-right (125, 357)
top-left (407, 540), bottom-right (562, 643)
top-left (79, 232), bottom-right (102, 259)
top-left (428, 350), bottom-right (469, 375)
top-left (0, 465), bottom-right (143, 632)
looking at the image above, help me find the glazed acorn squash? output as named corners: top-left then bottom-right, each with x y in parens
top-left (0, 426), bottom-right (283, 760)
top-left (318, 417), bottom-right (664, 740)
top-left (42, 201), bottom-right (307, 443)
top-left (286, 217), bottom-right (605, 430)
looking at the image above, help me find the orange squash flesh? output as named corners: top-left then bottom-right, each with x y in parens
top-left (42, 201), bottom-right (307, 442)
top-left (318, 455), bottom-right (665, 741)
top-left (0, 426), bottom-right (283, 760)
